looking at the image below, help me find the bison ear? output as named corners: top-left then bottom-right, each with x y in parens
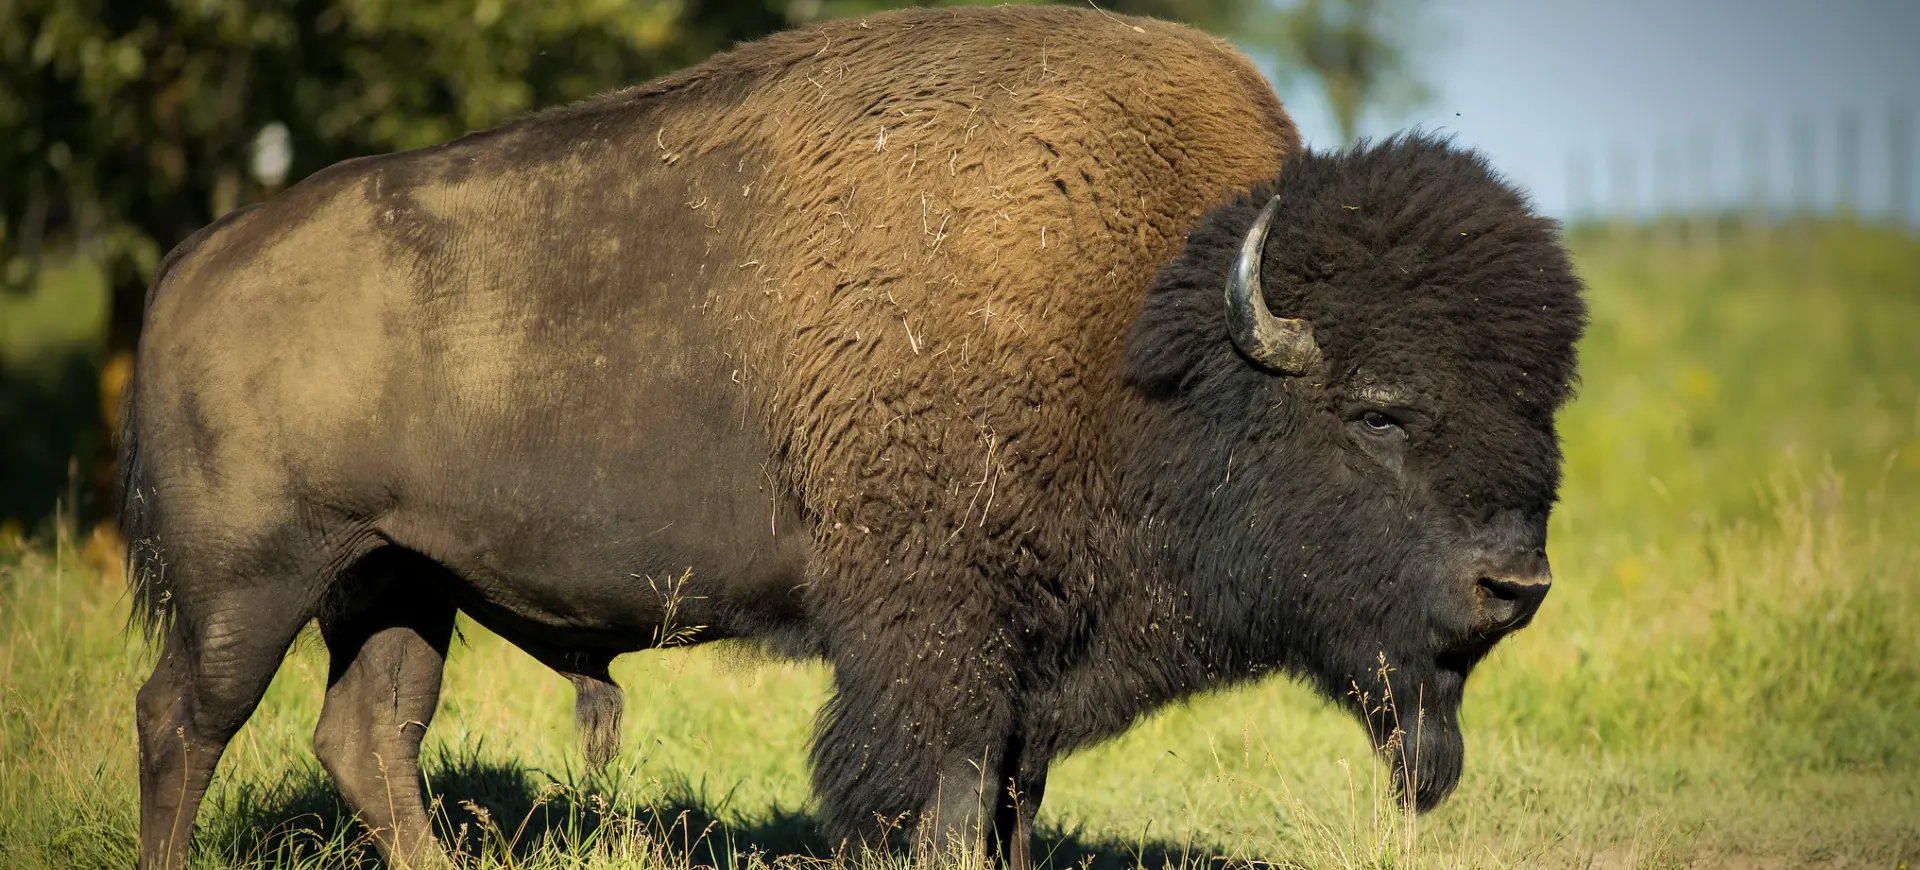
top-left (1225, 196), bottom-right (1321, 375)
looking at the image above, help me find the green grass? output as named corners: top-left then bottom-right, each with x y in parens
top-left (3, 222), bottom-right (1918, 868)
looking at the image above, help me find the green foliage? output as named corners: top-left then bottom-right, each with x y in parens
top-left (3, 225), bottom-right (1917, 867)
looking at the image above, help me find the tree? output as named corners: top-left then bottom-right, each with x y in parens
top-left (1262, 0), bottom-right (1430, 144)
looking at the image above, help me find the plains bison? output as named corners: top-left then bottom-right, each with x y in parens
top-left (122, 6), bottom-right (1584, 869)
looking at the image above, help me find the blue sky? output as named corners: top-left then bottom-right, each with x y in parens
top-left (1252, 0), bottom-right (1920, 223)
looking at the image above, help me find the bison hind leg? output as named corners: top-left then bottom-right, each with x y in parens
top-left (135, 542), bottom-right (338, 869)
top-left (566, 664), bottom-right (624, 772)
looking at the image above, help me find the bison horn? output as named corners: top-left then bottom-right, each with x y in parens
top-left (1225, 195), bottom-right (1321, 375)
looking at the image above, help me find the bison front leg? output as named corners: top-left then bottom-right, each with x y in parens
top-left (810, 623), bottom-right (1027, 865)
top-left (924, 734), bottom-right (1051, 869)
top-left (919, 744), bottom-right (1005, 863)
top-left (311, 580), bottom-right (457, 869)
top-left (991, 745), bottom-right (1049, 870)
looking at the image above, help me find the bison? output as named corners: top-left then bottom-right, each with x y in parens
top-left (121, 6), bottom-right (1585, 869)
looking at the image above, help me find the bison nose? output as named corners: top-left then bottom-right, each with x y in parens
top-left (1475, 573), bottom-right (1551, 634)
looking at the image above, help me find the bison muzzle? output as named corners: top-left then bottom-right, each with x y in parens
top-left (119, 7), bottom-right (1585, 869)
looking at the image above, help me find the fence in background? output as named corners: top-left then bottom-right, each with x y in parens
top-left (1564, 104), bottom-right (1914, 236)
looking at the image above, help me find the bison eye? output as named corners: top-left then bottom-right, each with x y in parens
top-left (1359, 410), bottom-right (1400, 434)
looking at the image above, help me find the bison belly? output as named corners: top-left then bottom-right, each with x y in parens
top-left (369, 154), bottom-right (816, 654)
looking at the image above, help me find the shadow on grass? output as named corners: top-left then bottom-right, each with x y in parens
top-left (206, 744), bottom-right (1235, 870)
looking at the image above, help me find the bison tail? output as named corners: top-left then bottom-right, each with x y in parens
top-left (119, 224), bottom-right (212, 645)
top-left (117, 331), bottom-right (170, 645)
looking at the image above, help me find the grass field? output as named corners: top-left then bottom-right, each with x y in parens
top-left (3, 222), bottom-right (1917, 868)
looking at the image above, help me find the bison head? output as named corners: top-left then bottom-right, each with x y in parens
top-left (1121, 134), bottom-right (1585, 812)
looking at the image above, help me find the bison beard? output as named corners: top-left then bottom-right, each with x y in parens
top-left (119, 8), bottom-right (1583, 870)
